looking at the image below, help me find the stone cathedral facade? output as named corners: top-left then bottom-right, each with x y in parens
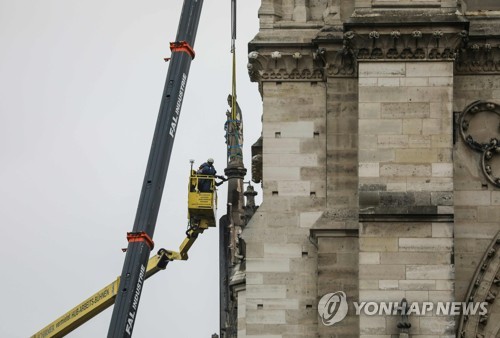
top-left (225, 1), bottom-right (500, 337)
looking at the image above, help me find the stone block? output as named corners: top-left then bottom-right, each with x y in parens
top-left (405, 290), bottom-right (429, 302)
top-left (263, 138), bottom-right (300, 154)
top-left (246, 242), bottom-right (264, 258)
top-left (454, 191), bottom-right (491, 206)
top-left (399, 238), bottom-right (453, 252)
top-left (414, 191), bottom-right (431, 205)
top-left (408, 135), bottom-right (431, 148)
top-left (422, 118), bottom-right (444, 135)
top-left (328, 116), bottom-right (358, 134)
top-left (359, 77), bottom-right (378, 86)
top-left (430, 191), bottom-right (453, 206)
top-left (381, 252), bottom-right (451, 265)
top-left (386, 181), bottom-right (407, 192)
top-left (361, 223), bottom-right (432, 238)
top-left (428, 76), bottom-right (453, 87)
top-left (428, 290), bottom-right (454, 302)
top-left (264, 212), bottom-right (298, 228)
top-left (277, 181), bottom-right (310, 196)
top-left (359, 315), bottom-right (387, 335)
top-left (477, 206), bottom-right (500, 222)
top-left (454, 222), bottom-right (499, 239)
top-left (395, 148), bottom-right (451, 164)
top-left (359, 290), bottom-right (406, 302)
top-left (299, 211), bottom-right (322, 228)
top-left (379, 280), bottom-right (399, 290)
top-left (359, 62), bottom-right (406, 77)
top-left (380, 102), bottom-right (430, 119)
top-left (437, 206), bottom-right (454, 214)
top-left (408, 86), bottom-right (452, 103)
top-left (360, 265), bottom-right (406, 280)
top-left (359, 119), bottom-right (403, 135)
top-left (380, 163), bottom-right (431, 177)
top-left (359, 252), bottom-right (380, 264)
top-left (336, 252), bottom-right (359, 266)
top-left (492, 191), bottom-right (500, 205)
top-left (406, 62), bottom-right (453, 77)
top-left (301, 167), bottom-right (326, 181)
top-left (378, 192), bottom-right (415, 207)
top-left (327, 162), bottom-right (357, 176)
top-left (263, 121), bottom-right (315, 138)
top-left (377, 77), bottom-right (399, 86)
top-left (435, 280), bottom-right (454, 291)
top-left (359, 162), bottom-right (380, 177)
top-left (318, 237), bottom-right (358, 254)
top-left (431, 163), bottom-right (453, 177)
top-left (360, 238), bottom-right (399, 252)
top-left (263, 167), bottom-right (301, 181)
top-left (247, 285), bottom-right (287, 299)
top-left (431, 134), bottom-right (452, 148)
top-left (247, 273), bottom-right (264, 285)
top-left (400, 77), bottom-right (428, 86)
top-left (360, 279), bottom-right (379, 290)
top-left (406, 265), bottom-right (455, 280)
top-left (359, 149), bottom-right (395, 162)
top-left (265, 153), bottom-right (318, 167)
top-left (252, 299), bottom-right (299, 311)
top-left (327, 149), bottom-right (357, 164)
top-left (245, 309), bottom-right (287, 325)
top-left (431, 223), bottom-right (453, 238)
top-left (403, 119), bottom-right (423, 135)
top-left (430, 101), bottom-right (452, 118)
top-left (377, 135), bottom-right (409, 148)
top-left (359, 191), bottom-right (380, 207)
top-left (327, 133), bottom-right (358, 150)
top-left (246, 258), bottom-right (290, 273)
top-left (264, 243), bottom-right (302, 258)
top-left (359, 86), bottom-right (408, 103)
top-left (399, 280), bottom-right (436, 291)
top-left (406, 177), bottom-right (453, 191)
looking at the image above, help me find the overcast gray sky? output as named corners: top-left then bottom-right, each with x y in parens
top-left (0, 1), bottom-right (262, 337)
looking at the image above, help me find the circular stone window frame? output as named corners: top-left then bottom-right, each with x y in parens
top-left (459, 100), bottom-right (500, 188)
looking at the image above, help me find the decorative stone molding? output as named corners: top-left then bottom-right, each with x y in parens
top-left (458, 100), bottom-right (500, 188)
top-left (247, 49), bottom-right (324, 82)
top-left (316, 46), bottom-right (357, 78)
top-left (340, 28), bottom-right (467, 61)
top-left (456, 42), bottom-right (500, 75)
top-left (458, 231), bottom-right (500, 338)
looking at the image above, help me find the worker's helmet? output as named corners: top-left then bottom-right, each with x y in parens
top-left (207, 158), bottom-right (214, 164)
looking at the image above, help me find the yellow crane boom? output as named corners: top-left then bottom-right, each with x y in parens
top-left (31, 252), bottom-right (168, 338)
top-left (32, 173), bottom-right (217, 337)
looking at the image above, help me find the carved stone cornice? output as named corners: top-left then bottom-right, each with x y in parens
top-left (456, 41), bottom-right (500, 74)
top-left (338, 28), bottom-right (467, 61)
top-left (341, 10), bottom-right (468, 61)
top-left (247, 48), bottom-right (324, 83)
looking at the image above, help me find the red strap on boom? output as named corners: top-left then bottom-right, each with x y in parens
top-left (170, 41), bottom-right (195, 59)
top-left (127, 231), bottom-right (155, 250)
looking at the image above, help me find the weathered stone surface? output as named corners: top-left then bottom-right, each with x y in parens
top-left (381, 252), bottom-right (451, 265)
top-left (242, 6), bottom-right (500, 337)
top-left (360, 238), bottom-right (399, 252)
top-left (399, 238), bottom-right (453, 252)
top-left (406, 265), bottom-right (455, 280)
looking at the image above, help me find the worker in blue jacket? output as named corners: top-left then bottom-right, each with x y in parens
top-left (197, 158), bottom-right (226, 192)
top-left (198, 158), bottom-right (217, 176)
